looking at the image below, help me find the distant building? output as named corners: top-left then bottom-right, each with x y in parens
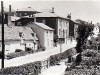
top-left (0, 26), bottom-right (38, 55)
top-left (27, 22), bottom-right (54, 50)
top-left (94, 23), bottom-right (100, 36)
top-left (16, 7), bottom-right (40, 17)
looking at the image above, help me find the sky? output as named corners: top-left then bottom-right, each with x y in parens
top-left (1, 0), bottom-right (100, 24)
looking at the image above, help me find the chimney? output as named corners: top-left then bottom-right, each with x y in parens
top-left (51, 7), bottom-right (54, 13)
top-left (67, 13), bottom-right (71, 19)
top-left (9, 5), bottom-right (11, 12)
top-left (28, 7), bottom-right (31, 8)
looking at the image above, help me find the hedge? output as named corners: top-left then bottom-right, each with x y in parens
top-left (6, 48), bottom-right (43, 60)
top-left (0, 61), bottom-right (41, 75)
top-left (49, 48), bottom-right (76, 66)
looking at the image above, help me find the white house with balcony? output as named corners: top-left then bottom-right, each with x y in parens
top-left (27, 22), bottom-right (54, 50)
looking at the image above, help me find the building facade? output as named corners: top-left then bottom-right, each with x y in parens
top-left (35, 10), bottom-right (77, 44)
top-left (27, 22), bottom-right (54, 50)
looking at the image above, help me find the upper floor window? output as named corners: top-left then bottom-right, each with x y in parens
top-left (46, 31), bottom-right (48, 36)
top-left (66, 22), bottom-right (68, 27)
top-left (60, 20), bottom-right (62, 26)
top-left (19, 32), bottom-right (23, 38)
top-left (31, 33), bottom-right (34, 37)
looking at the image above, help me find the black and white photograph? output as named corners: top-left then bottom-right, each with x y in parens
top-left (0, 0), bottom-right (100, 75)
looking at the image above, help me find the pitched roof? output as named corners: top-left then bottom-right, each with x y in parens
top-left (35, 22), bottom-right (54, 30)
top-left (0, 26), bottom-right (38, 41)
top-left (17, 7), bottom-right (37, 12)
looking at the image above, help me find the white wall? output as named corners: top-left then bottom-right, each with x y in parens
top-left (27, 24), bottom-right (45, 49)
top-left (93, 25), bottom-right (99, 37)
top-left (44, 30), bottom-right (54, 49)
top-left (27, 23), bottom-right (54, 50)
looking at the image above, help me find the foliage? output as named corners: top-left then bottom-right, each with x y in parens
top-left (82, 49), bottom-right (98, 57)
top-left (15, 49), bottom-right (22, 52)
top-left (54, 34), bottom-right (58, 43)
top-left (49, 48), bottom-right (76, 66)
top-left (75, 19), bottom-right (94, 53)
top-left (0, 61), bottom-right (41, 75)
top-left (25, 47), bottom-right (33, 52)
top-left (6, 48), bottom-right (43, 60)
top-left (75, 53), bottom-right (82, 65)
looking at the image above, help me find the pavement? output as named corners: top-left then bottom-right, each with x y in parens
top-left (39, 61), bottom-right (67, 75)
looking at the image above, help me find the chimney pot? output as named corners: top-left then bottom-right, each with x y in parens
top-left (9, 5), bottom-right (11, 12)
top-left (67, 13), bottom-right (71, 19)
top-left (52, 7), bottom-right (54, 13)
top-left (28, 7), bottom-right (31, 8)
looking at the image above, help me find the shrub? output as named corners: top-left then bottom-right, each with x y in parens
top-left (82, 49), bottom-right (98, 57)
top-left (6, 48), bottom-right (43, 60)
top-left (25, 47), bottom-right (33, 52)
top-left (0, 61), bottom-right (42, 75)
top-left (15, 49), bottom-right (22, 52)
top-left (49, 47), bottom-right (76, 66)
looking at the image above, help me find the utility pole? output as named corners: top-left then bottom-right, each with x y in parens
top-left (1, 1), bottom-right (5, 68)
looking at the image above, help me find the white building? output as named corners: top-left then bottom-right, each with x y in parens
top-left (0, 26), bottom-right (38, 55)
top-left (27, 22), bottom-right (54, 50)
top-left (93, 24), bottom-right (99, 37)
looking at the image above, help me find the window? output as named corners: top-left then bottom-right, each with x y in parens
top-left (66, 22), bottom-right (68, 27)
top-left (19, 32), bottom-right (23, 37)
top-left (60, 20), bottom-right (62, 28)
top-left (63, 29), bottom-right (65, 38)
top-left (31, 33), bottom-right (34, 36)
top-left (59, 29), bottom-right (61, 37)
top-left (47, 39), bottom-right (49, 47)
top-left (42, 19), bottom-right (46, 24)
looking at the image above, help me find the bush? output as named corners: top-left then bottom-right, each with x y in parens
top-left (49, 47), bottom-right (76, 66)
top-left (82, 49), bottom-right (98, 57)
top-left (0, 61), bottom-right (42, 75)
top-left (15, 49), bottom-right (22, 52)
top-left (25, 47), bottom-right (33, 52)
top-left (6, 48), bottom-right (43, 60)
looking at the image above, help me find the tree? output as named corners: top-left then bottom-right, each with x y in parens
top-left (54, 34), bottom-right (58, 47)
top-left (75, 19), bottom-right (94, 53)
